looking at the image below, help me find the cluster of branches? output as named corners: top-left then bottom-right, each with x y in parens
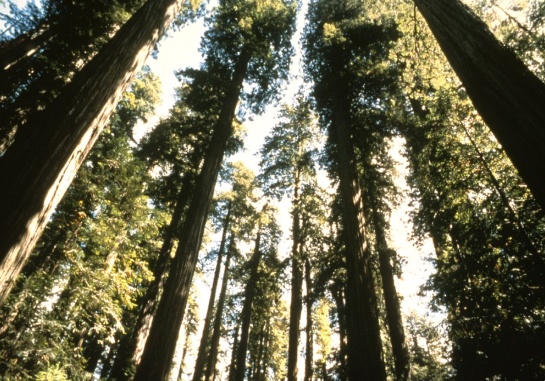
top-left (0, 0), bottom-right (545, 380)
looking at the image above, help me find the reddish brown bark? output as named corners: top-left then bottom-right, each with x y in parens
top-left (415, 0), bottom-right (545, 209)
top-left (332, 98), bottom-right (386, 381)
top-left (134, 48), bottom-right (251, 381)
top-left (0, 0), bottom-right (186, 305)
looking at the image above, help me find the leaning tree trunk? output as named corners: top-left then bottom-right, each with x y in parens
top-left (0, 0), bottom-right (186, 306)
top-left (233, 226), bottom-right (264, 381)
top-left (204, 239), bottom-right (235, 381)
top-left (367, 187), bottom-right (411, 381)
top-left (332, 98), bottom-right (386, 381)
top-left (109, 172), bottom-right (195, 380)
top-left (288, 173), bottom-right (303, 381)
top-left (133, 48), bottom-right (251, 381)
top-left (414, 0), bottom-right (545, 209)
top-left (193, 202), bottom-right (232, 381)
top-left (0, 25), bottom-right (53, 73)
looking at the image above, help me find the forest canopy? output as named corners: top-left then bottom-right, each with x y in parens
top-left (0, 0), bottom-right (544, 380)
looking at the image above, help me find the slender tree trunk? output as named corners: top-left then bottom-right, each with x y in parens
top-left (0, 25), bottom-right (53, 72)
top-left (459, 123), bottom-right (540, 256)
top-left (253, 330), bottom-right (265, 380)
top-left (0, 0), bottom-right (186, 306)
top-left (100, 339), bottom-right (117, 379)
top-left (233, 226), bottom-right (264, 381)
top-left (288, 174), bottom-right (302, 381)
top-left (331, 99), bottom-right (386, 381)
top-left (260, 319), bottom-right (271, 381)
top-left (134, 48), bottom-right (251, 381)
top-left (229, 325), bottom-right (240, 381)
top-left (204, 238), bottom-right (235, 381)
top-left (367, 188), bottom-right (411, 381)
top-left (331, 284), bottom-right (347, 381)
top-left (193, 202), bottom-right (232, 381)
top-left (177, 317), bottom-right (194, 381)
top-left (304, 258), bottom-right (314, 381)
top-left (414, 0), bottom-right (545, 209)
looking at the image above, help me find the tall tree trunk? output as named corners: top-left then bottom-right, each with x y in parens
top-left (229, 325), bottom-right (240, 381)
top-left (133, 48), bottom-right (251, 381)
top-left (332, 99), bottom-right (386, 381)
top-left (0, 25), bottom-right (53, 73)
top-left (459, 123), bottom-right (540, 256)
top-left (260, 319), bottom-right (271, 381)
top-left (109, 172), bottom-right (195, 380)
top-left (331, 284), bottom-right (347, 381)
top-left (414, 0), bottom-right (545, 209)
top-left (204, 238), bottom-right (235, 381)
top-left (367, 188), bottom-right (411, 381)
top-left (193, 202), bottom-right (232, 381)
top-left (233, 225), bottom-right (264, 381)
top-left (304, 258), bottom-right (314, 381)
top-left (177, 316), bottom-right (194, 381)
top-left (288, 172), bottom-right (302, 381)
top-left (0, 0), bottom-right (186, 306)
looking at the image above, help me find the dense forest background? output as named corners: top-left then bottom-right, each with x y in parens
top-left (0, 0), bottom-right (545, 380)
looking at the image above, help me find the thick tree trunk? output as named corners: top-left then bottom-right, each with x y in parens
top-left (368, 192), bottom-right (411, 381)
top-left (204, 239), bottom-right (234, 381)
top-left (109, 173), bottom-right (195, 380)
top-left (233, 227), bottom-right (263, 381)
top-left (304, 258), bottom-right (314, 381)
top-left (288, 176), bottom-right (302, 381)
top-left (414, 0), bottom-right (545, 209)
top-left (133, 48), bottom-right (251, 381)
top-left (0, 0), bottom-right (186, 306)
top-left (193, 205), bottom-right (231, 381)
top-left (331, 99), bottom-right (386, 381)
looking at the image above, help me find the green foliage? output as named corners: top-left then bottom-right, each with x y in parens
top-left (201, 0), bottom-right (297, 115)
top-left (0, 69), bottom-right (164, 378)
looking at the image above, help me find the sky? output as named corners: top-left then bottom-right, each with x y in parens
top-left (1, 0), bottom-right (443, 378)
top-left (140, 3), bottom-right (442, 379)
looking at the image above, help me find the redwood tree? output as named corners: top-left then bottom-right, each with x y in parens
top-left (414, 0), bottom-right (545, 209)
top-left (0, 0), bottom-right (188, 305)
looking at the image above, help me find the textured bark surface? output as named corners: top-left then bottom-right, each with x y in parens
top-left (304, 258), bottom-right (313, 381)
top-left (194, 203), bottom-right (231, 381)
top-left (0, 0), bottom-right (186, 305)
top-left (368, 193), bottom-right (410, 381)
top-left (0, 26), bottom-right (53, 72)
top-left (332, 99), bottom-right (386, 381)
top-left (415, 0), bottom-right (545, 209)
top-left (288, 177), bottom-right (302, 381)
top-left (133, 49), bottom-right (251, 381)
top-left (233, 227), bottom-right (263, 381)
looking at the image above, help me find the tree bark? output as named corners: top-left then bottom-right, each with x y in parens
top-left (0, 25), bottom-right (53, 72)
top-left (288, 173), bottom-right (302, 381)
top-left (204, 238), bottom-right (234, 381)
top-left (305, 258), bottom-right (314, 381)
top-left (109, 172), bottom-right (195, 380)
top-left (133, 48), bottom-right (251, 381)
top-left (331, 99), bottom-right (386, 381)
top-left (414, 0), bottom-right (545, 209)
top-left (368, 190), bottom-right (411, 381)
top-left (228, 325), bottom-right (240, 381)
top-left (233, 225), bottom-right (264, 381)
top-left (0, 0), bottom-right (186, 306)
top-left (331, 284), bottom-right (347, 381)
top-left (304, 258), bottom-right (314, 381)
